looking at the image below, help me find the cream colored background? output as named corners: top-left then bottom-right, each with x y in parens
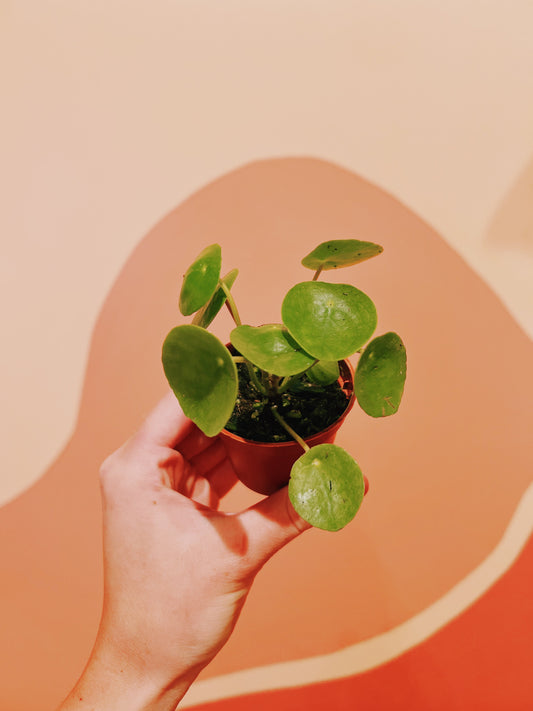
top-left (1, 0), bottom-right (532, 505)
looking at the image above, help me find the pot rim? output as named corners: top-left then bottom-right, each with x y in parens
top-left (220, 358), bottom-right (356, 448)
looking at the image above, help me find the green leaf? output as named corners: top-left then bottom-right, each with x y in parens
top-left (306, 360), bottom-right (340, 386)
top-left (162, 325), bottom-right (237, 436)
top-left (282, 281), bottom-right (377, 361)
top-left (354, 332), bottom-right (406, 417)
top-left (302, 239), bottom-right (383, 271)
top-left (288, 444), bottom-right (365, 531)
top-left (193, 268), bottom-right (239, 328)
top-left (179, 244), bottom-right (222, 316)
top-left (230, 324), bottom-right (316, 376)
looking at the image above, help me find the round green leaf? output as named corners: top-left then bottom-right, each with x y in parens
top-left (162, 325), bottom-right (237, 436)
top-left (288, 444), bottom-right (365, 531)
top-left (230, 324), bottom-right (315, 376)
top-left (282, 281), bottom-right (377, 361)
top-left (193, 268), bottom-right (239, 328)
top-left (306, 360), bottom-right (340, 386)
top-left (354, 332), bottom-right (406, 417)
top-left (179, 244), bottom-right (222, 316)
top-left (302, 239), bottom-right (383, 271)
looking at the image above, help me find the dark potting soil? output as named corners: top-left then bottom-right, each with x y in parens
top-left (224, 362), bottom-right (350, 443)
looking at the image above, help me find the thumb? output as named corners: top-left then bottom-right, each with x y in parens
top-left (237, 487), bottom-right (311, 571)
top-left (237, 476), bottom-right (369, 571)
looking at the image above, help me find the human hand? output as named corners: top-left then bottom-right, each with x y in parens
top-left (58, 392), bottom-right (324, 711)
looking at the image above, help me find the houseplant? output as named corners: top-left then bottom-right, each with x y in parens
top-left (162, 240), bottom-right (406, 531)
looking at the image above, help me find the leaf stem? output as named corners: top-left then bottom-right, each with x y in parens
top-left (276, 358), bottom-right (320, 394)
top-left (220, 281), bottom-right (242, 326)
top-left (247, 363), bottom-right (268, 396)
top-left (312, 266), bottom-right (323, 281)
top-left (271, 406), bottom-right (310, 452)
top-left (276, 375), bottom-right (294, 395)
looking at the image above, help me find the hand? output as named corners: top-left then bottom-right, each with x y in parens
top-left (58, 392), bottom-right (316, 711)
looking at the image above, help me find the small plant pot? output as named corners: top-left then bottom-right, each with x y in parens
top-left (219, 359), bottom-right (356, 495)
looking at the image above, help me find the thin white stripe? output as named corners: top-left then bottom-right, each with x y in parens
top-left (182, 482), bottom-right (533, 707)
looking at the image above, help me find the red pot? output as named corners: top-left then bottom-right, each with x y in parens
top-left (219, 359), bottom-right (355, 495)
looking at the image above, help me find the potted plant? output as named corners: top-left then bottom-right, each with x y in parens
top-left (162, 240), bottom-right (406, 531)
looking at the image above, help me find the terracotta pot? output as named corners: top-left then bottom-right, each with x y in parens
top-left (219, 359), bottom-right (355, 495)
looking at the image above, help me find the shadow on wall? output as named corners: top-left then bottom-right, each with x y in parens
top-left (485, 154), bottom-right (533, 250)
top-left (0, 157), bottom-right (531, 711)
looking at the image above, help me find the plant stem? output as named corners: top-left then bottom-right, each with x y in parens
top-left (276, 375), bottom-right (294, 395)
top-left (271, 406), bottom-right (310, 453)
top-left (312, 266), bottom-right (323, 281)
top-left (247, 363), bottom-right (268, 396)
top-left (277, 358), bottom-right (320, 395)
top-left (219, 283), bottom-right (266, 395)
top-left (220, 281), bottom-right (242, 327)
top-left (268, 374), bottom-right (282, 397)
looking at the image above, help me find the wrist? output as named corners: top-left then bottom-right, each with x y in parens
top-left (57, 644), bottom-right (194, 711)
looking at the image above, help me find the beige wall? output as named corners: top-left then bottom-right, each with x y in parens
top-left (1, 0), bottom-right (532, 505)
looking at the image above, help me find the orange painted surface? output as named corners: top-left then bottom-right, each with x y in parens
top-left (0, 158), bottom-right (531, 710)
top-left (188, 532), bottom-right (533, 710)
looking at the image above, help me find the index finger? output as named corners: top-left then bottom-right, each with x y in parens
top-left (135, 391), bottom-right (195, 448)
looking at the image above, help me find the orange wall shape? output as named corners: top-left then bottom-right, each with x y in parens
top-left (0, 158), bottom-right (531, 710)
top-left (186, 531), bottom-right (533, 710)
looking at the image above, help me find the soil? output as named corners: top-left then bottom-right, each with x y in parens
top-left (224, 361), bottom-right (350, 443)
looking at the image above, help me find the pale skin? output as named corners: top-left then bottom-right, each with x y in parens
top-left (58, 392), bottom-right (367, 711)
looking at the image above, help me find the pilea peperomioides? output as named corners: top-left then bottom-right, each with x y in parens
top-left (162, 240), bottom-right (406, 531)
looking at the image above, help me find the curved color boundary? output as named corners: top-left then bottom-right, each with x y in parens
top-left (183, 483), bottom-right (533, 705)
